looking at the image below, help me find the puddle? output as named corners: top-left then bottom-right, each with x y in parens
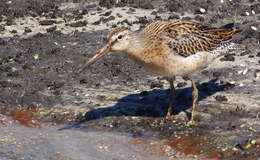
top-left (11, 108), bottom-right (41, 128)
top-left (167, 136), bottom-right (205, 155)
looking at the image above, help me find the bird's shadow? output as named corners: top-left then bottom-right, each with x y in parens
top-left (58, 79), bottom-right (233, 130)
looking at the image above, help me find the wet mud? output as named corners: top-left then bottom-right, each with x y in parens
top-left (1, 0), bottom-right (260, 159)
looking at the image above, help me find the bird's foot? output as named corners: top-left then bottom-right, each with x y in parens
top-left (160, 112), bottom-right (174, 125)
top-left (186, 119), bottom-right (196, 126)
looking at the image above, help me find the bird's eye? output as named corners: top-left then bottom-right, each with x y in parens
top-left (118, 35), bottom-right (123, 39)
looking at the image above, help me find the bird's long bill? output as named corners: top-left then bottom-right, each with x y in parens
top-left (78, 43), bottom-right (111, 73)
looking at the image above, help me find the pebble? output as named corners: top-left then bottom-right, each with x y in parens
top-left (220, 54), bottom-right (235, 61)
top-left (215, 95), bottom-right (228, 102)
top-left (254, 69), bottom-right (260, 79)
top-left (46, 26), bottom-right (57, 32)
top-left (39, 20), bottom-right (56, 26)
top-left (69, 20), bottom-right (87, 27)
top-left (251, 26), bottom-right (257, 31)
top-left (24, 27), bottom-right (32, 33)
top-left (199, 8), bottom-right (206, 13)
top-left (242, 68), bottom-right (248, 75)
top-left (177, 82), bottom-right (187, 88)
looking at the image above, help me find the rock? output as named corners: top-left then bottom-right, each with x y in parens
top-left (0, 39), bottom-right (7, 45)
top-left (46, 26), bottom-right (57, 32)
top-left (140, 2), bottom-right (154, 9)
top-left (121, 19), bottom-right (132, 26)
top-left (0, 25), bottom-right (5, 32)
top-left (102, 11), bottom-right (112, 17)
top-left (137, 16), bottom-right (149, 25)
top-left (102, 16), bottom-right (115, 23)
top-left (116, 13), bottom-right (122, 18)
top-left (177, 82), bottom-right (187, 88)
top-left (92, 20), bottom-right (101, 25)
top-left (182, 17), bottom-right (192, 21)
top-left (168, 14), bottom-right (180, 20)
top-left (215, 95), bottom-right (228, 102)
top-left (69, 20), bottom-right (88, 27)
top-left (254, 69), bottom-right (260, 79)
top-left (194, 15), bottom-right (205, 22)
top-left (220, 54), bottom-right (235, 61)
top-left (39, 20), bottom-right (56, 26)
top-left (240, 50), bottom-right (251, 56)
top-left (24, 27), bottom-right (32, 33)
top-left (6, 18), bottom-right (15, 26)
top-left (150, 81), bottom-right (163, 89)
top-left (256, 52), bottom-right (260, 57)
top-left (167, 1), bottom-right (183, 12)
top-left (10, 29), bottom-right (17, 33)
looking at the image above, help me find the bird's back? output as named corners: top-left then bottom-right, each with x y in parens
top-left (130, 21), bottom-right (246, 76)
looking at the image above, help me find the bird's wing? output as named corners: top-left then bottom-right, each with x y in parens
top-left (142, 21), bottom-right (237, 57)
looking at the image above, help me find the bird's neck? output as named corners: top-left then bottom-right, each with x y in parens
top-left (124, 33), bottom-right (149, 60)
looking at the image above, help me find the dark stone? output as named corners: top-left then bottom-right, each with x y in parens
top-left (215, 95), bottom-right (228, 102)
top-left (24, 27), bottom-right (32, 33)
top-left (0, 25), bottom-right (5, 32)
top-left (248, 55), bottom-right (254, 58)
top-left (140, 91), bottom-right (149, 96)
top-left (168, 14), bottom-right (180, 20)
top-left (6, 18), bottom-right (15, 26)
top-left (220, 54), bottom-right (235, 61)
top-left (121, 19), bottom-right (132, 26)
top-left (150, 81), bottom-right (163, 89)
top-left (256, 52), bottom-right (260, 57)
top-left (102, 16), bottom-right (116, 23)
top-left (194, 15), bottom-right (205, 22)
top-left (154, 15), bottom-right (162, 20)
top-left (92, 20), bottom-right (101, 25)
top-left (223, 82), bottom-right (236, 90)
top-left (116, 13), bottom-right (123, 18)
top-left (69, 20), bottom-right (88, 27)
top-left (182, 17), bottom-right (192, 21)
top-left (39, 20), bottom-right (56, 26)
top-left (167, 1), bottom-right (183, 12)
top-left (240, 50), bottom-right (251, 56)
top-left (102, 11), bottom-right (112, 17)
top-left (10, 30), bottom-right (17, 34)
top-left (46, 26), bottom-right (57, 33)
top-left (182, 76), bottom-right (190, 81)
top-left (213, 71), bottom-right (222, 78)
top-left (177, 82), bottom-right (187, 88)
top-left (96, 95), bottom-right (106, 101)
top-left (140, 2), bottom-right (154, 9)
top-left (0, 39), bottom-right (7, 46)
top-left (137, 17), bottom-right (149, 25)
top-left (151, 11), bottom-right (157, 15)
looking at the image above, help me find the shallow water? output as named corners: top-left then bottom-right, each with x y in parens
top-left (0, 114), bottom-right (168, 160)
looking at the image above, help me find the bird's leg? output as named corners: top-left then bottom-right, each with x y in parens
top-left (187, 80), bottom-right (198, 126)
top-left (165, 77), bottom-right (176, 120)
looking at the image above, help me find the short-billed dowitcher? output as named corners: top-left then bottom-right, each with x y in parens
top-left (79, 20), bottom-right (246, 125)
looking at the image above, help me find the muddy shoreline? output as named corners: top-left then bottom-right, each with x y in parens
top-left (1, 0), bottom-right (260, 159)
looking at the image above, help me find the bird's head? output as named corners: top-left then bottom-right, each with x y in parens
top-left (79, 27), bottom-right (132, 72)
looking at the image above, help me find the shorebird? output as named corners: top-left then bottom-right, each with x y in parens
top-left (79, 20), bottom-right (245, 125)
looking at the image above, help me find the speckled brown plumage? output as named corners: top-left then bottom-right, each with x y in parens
top-left (80, 20), bottom-right (246, 125)
top-left (141, 21), bottom-right (238, 57)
